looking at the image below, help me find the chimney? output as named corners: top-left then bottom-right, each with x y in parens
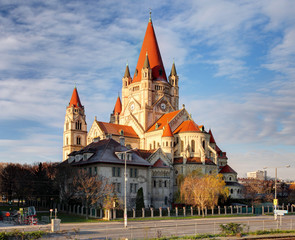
top-left (119, 136), bottom-right (125, 146)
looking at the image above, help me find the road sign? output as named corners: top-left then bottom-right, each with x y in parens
top-left (273, 199), bottom-right (278, 206)
top-left (274, 209), bottom-right (288, 215)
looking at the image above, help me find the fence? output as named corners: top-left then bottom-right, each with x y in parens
top-left (40, 202), bottom-right (294, 219)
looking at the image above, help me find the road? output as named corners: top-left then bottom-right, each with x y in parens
top-left (1, 215), bottom-right (295, 239)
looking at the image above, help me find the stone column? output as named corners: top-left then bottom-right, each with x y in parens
top-left (252, 205), bottom-right (254, 214)
top-left (246, 206), bottom-right (248, 214)
top-left (218, 206), bottom-right (220, 215)
top-left (168, 207), bottom-right (170, 217)
top-left (77, 206), bottom-right (80, 215)
top-left (142, 208), bottom-right (145, 218)
top-left (176, 207), bottom-right (178, 217)
top-left (262, 206), bottom-right (264, 215)
top-left (230, 206), bottom-right (233, 215)
top-left (211, 207), bottom-right (214, 215)
top-left (133, 209), bottom-right (135, 218)
top-left (159, 207), bottom-right (162, 217)
top-left (198, 207), bottom-right (200, 216)
top-left (151, 208), bottom-right (154, 218)
top-left (183, 207), bottom-right (186, 217)
top-left (191, 206), bottom-right (193, 216)
top-left (225, 206), bottom-right (227, 215)
top-left (205, 207), bottom-right (207, 216)
top-left (291, 205), bottom-right (294, 213)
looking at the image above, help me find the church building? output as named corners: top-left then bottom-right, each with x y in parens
top-left (62, 14), bottom-right (242, 208)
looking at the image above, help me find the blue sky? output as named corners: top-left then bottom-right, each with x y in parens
top-left (0, 0), bottom-right (294, 180)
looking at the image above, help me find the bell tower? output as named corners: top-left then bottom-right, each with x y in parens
top-left (63, 87), bottom-right (87, 161)
top-left (169, 61), bottom-right (179, 110)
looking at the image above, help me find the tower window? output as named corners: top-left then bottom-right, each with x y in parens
top-left (159, 69), bottom-right (163, 76)
top-left (191, 140), bottom-right (195, 152)
top-left (76, 121), bottom-right (82, 130)
top-left (66, 137), bottom-right (68, 146)
top-left (77, 137), bottom-right (81, 145)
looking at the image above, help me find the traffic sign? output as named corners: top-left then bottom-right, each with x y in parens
top-left (273, 199), bottom-right (278, 206)
top-left (274, 209), bottom-right (288, 215)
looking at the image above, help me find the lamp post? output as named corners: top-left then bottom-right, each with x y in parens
top-left (115, 148), bottom-right (137, 228)
top-left (263, 165), bottom-right (290, 220)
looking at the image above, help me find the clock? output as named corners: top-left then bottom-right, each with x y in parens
top-left (161, 103), bottom-right (166, 110)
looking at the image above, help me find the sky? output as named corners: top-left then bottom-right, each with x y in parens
top-left (0, 0), bottom-right (294, 180)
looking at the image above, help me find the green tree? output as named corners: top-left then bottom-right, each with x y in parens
top-left (135, 187), bottom-right (145, 210)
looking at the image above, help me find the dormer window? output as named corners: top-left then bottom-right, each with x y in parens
top-left (159, 69), bottom-right (163, 76)
top-left (83, 154), bottom-right (87, 161)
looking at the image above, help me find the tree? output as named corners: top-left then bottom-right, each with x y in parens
top-left (242, 178), bottom-right (273, 205)
top-left (73, 169), bottom-right (114, 219)
top-left (135, 187), bottom-right (145, 210)
top-left (180, 173), bottom-right (228, 217)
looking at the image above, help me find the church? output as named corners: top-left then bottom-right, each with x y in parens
top-left (62, 15), bottom-right (242, 208)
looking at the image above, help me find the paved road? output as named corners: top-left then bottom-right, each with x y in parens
top-left (1, 215), bottom-right (295, 239)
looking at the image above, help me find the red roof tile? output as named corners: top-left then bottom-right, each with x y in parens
top-left (147, 110), bottom-right (181, 132)
top-left (219, 165), bottom-right (237, 174)
top-left (162, 123), bottom-right (173, 137)
top-left (135, 149), bottom-right (155, 159)
top-left (68, 87), bottom-right (83, 108)
top-left (132, 19), bottom-right (167, 83)
top-left (96, 121), bottom-right (139, 138)
top-left (173, 120), bottom-right (200, 134)
top-left (153, 159), bottom-right (169, 168)
top-left (113, 96), bottom-right (122, 114)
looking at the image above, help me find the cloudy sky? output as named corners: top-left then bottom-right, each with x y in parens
top-left (0, 0), bottom-right (294, 180)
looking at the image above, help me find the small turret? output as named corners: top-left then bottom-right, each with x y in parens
top-left (110, 96), bottom-right (122, 124)
top-left (169, 61), bottom-right (179, 110)
top-left (162, 123), bottom-right (174, 158)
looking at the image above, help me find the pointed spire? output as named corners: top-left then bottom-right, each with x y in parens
top-left (170, 60), bottom-right (177, 76)
top-left (68, 87), bottom-right (83, 108)
top-left (114, 96), bottom-right (122, 115)
top-left (162, 123), bottom-right (173, 137)
top-left (132, 18), bottom-right (167, 82)
top-left (143, 52), bottom-right (150, 68)
top-left (209, 129), bottom-right (216, 144)
top-left (124, 63), bottom-right (131, 78)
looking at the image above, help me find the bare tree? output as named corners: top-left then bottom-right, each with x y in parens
top-left (73, 169), bottom-right (114, 219)
top-left (242, 178), bottom-right (273, 205)
top-left (180, 173), bottom-right (228, 217)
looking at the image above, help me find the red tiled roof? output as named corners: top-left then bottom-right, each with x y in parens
top-left (209, 129), bottom-right (216, 143)
top-left (147, 110), bottom-right (181, 132)
top-left (68, 87), bottom-right (83, 108)
top-left (219, 165), bottom-right (237, 174)
top-left (173, 120), bottom-right (200, 134)
top-left (162, 123), bottom-right (173, 137)
top-left (113, 96), bottom-right (122, 114)
top-left (153, 159), bottom-right (169, 168)
top-left (96, 121), bottom-right (139, 138)
top-left (132, 19), bottom-right (167, 83)
top-left (135, 149), bottom-right (155, 159)
top-left (174, 157), bottom-right (216, 165)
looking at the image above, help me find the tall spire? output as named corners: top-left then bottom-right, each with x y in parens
top-left (143, 52), bottom-right (150, 68)
top-left (124, 63), bottom-right (131, 78)
top-left (68, 87), bottom-right (83, 108)
top-left (132, 16), bottom-right (167, 83)
top-left (170, 60), bottom-right (177, 76)
top-left (114, 96), bottom-right (122, 115)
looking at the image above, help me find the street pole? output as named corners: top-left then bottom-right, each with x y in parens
top-left (124, 152), bottom-right (127, 228)
top-left (274, 167), bottom-right (277, 220)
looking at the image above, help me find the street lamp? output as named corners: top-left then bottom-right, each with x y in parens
top-left (263, 165), bottom-right (290, 220)
top-left (115, 148), bottom-right (137, 228)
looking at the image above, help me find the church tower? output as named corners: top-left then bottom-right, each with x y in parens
top-left (63, 87), bottom-right (87, 161)
top-left (169, 61), bottom-right (179, 110)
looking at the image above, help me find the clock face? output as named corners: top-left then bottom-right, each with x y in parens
top-left (161, 103), bottom-right (166, 110)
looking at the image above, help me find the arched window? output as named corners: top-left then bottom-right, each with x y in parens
top-left (76, 120), bottom-right (82, 130)
top-left (66, 137), bottom-right (68, 146)
top-left (191, 140), bottom-right (195, 152)
top-left (181, 140), bottom-right (184, 152)
top-left (229, 177), bottom-right (232, 181)
top-left (202, 140), bottom-right (205, 150)
top-left (77, 137), bottom-right (81, 145)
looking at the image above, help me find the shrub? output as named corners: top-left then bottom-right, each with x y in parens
top-left (220, 222), bottom-right (244, 236)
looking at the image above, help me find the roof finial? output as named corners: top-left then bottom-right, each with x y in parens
top-left (118, 92), bottom-right (120, 97)
top-left (149, 9), bottom-right (152, 22)
top-left (74, 81), bottom-right (76, 89)
top-left (126, 60), bottom-right (128, 66)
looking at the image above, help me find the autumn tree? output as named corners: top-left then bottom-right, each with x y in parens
top-left (73, 169), bottom-right (114, 219)
top-left (180, 173), bottom-right (228, 217)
